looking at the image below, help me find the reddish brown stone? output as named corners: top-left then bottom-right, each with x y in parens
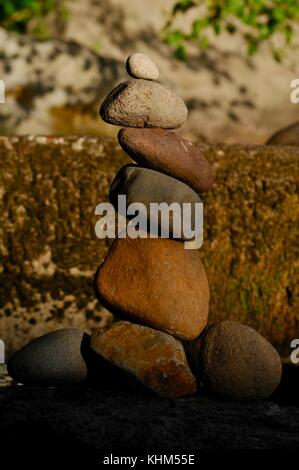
top-left (118, 128), bottom-right (214, 193)
top-left (94, 237), bottom-right (209, 340)
top-left (91, 321), bottom-right (197, 398)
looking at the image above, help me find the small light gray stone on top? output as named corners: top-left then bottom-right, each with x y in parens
top-left (126, 53), bottom-right (159, 80)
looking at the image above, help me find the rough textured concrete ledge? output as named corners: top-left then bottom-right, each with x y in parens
top-left (0, 381), bottom-right (298, 455)
top-left (0, 136), bottom-right (298, 356)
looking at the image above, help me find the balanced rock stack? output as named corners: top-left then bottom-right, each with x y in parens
top-left (91, 52), bottom-right (214, 397)
top-left (7, 54), bottom-right (282, 401)
top-left (92, 53), bottom-right (281, 400)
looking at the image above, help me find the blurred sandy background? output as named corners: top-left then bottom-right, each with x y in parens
top-left (1, 0), bottom-right (299, 143)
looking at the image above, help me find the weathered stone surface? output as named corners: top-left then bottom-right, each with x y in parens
top-left (200, 144), bottom-right (298, 357)
top-left (7, 328), bottom-right (92, 386)
top-left (100, 80), bottom-right (188, 128)
top-left (118, 128), bottom-right (214, 192)
top-left (199, 321), bottom-right (282, 401)
top-left (91, 321), bottom-right (197, 398)
top-left (0, 365), bottom-right (12, 388)
top-left (0, 28), bottom-right (126, 137)
top-left (0, 383), bottom-right (299, 458)
top-left (109, 164), bottom-right (202, 239)
top-left (0, 136), bottom-right (298, 356)
top-left (0, 136), bottom-right (127, 357)
top-left (94, 236), bottom-right (209, 341)
top-left (126, 53), bottom-right (159, 80)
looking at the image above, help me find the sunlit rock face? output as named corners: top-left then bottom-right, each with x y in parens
top-left (0, 27), bottom-right (125, 136)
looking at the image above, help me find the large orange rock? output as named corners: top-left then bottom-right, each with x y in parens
top-left (91, 321), bottom-right (197, 398)
top-left (94, 237), bottom-right (209, 340)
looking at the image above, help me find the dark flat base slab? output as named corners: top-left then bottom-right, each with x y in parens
top-left (0, 383), bottom-right (298, 462)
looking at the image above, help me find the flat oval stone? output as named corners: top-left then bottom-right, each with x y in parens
top-left (91, 321), bottom-right (197, 398)
top-left (94, 237), bottom-right (209, 341)
top-left (118, 128), bottom-right (214, 193)
top-left (109, 164), bottom-right (202, 239)
top-left (126, 53), bottom-right (159, 80)
top-left (7, 329), bottom-right (92, 386)
top-left (199, 321), bottom-right (282, 400)
top-left (100, 80), bottom-right (188, 129)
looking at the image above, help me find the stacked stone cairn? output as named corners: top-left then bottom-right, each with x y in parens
top-left (8, 54), bottom-right (282, 401)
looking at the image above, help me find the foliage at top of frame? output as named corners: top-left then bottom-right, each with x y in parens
top-left (163, 0), bottom-right (299, 62)
top-left (0, 0), bottom-right (68, 38)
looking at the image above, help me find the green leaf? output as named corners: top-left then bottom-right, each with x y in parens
top-left (273, 8), bottom-right (285, 22)
top-left (213, 21), bottom-right (221, 35)
top-left (164, 29), bottom-right (185, 45)
top-left (191, 18), bottom-right (205, 38)
top-left (175, 44), bottom-right (187, 61)
top-left (258, 24), bottom-right (271, 40)
top-left (163, 0), bottom-right (299, 63)
top-left (173, 0), bottom-right (195, 15)
top-left (199, 35), bottom-right (209, 49)
top-left (284, 24), bottom-right (293, 43)
top-left (247, 41), bottom-right (258, 56)
top-left (0, 0), bottom-right (64, 34)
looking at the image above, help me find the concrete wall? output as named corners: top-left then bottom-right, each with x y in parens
top-left (0, 136), bottom-right (298, 356)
